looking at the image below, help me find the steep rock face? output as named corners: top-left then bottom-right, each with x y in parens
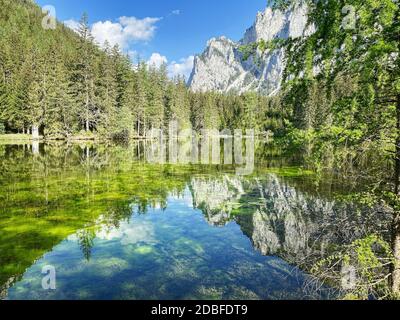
top-left (189, 174), bottom-right (391, 265)
top-left (190, 175), bottom-right (244, 226)
top-left (241, 5), bottom-right (311, 44)
top-left (188, 4), bottom-right (312, 96)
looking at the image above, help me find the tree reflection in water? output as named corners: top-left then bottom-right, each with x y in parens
top-left (0, 142), bottom-right (393, 299)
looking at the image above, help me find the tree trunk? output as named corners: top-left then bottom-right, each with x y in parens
top-left (32, 125), bottom-right (39, 140)
top-left (85, 90), bottom-right (90, 132)
top-left (393, 216), bottom-right (400, 295)
top-left (392, 94), bottom-right (400, 295)
top-left (32, 141), bottom-right (39, 155)
top-left (143, 114), bottom-right (146, 139)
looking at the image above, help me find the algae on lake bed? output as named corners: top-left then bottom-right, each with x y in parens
top-left (0, 143), bottom-right (388, 300)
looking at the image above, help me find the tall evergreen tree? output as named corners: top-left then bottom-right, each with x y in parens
top-left (72, 13), bottom-right (98, 133)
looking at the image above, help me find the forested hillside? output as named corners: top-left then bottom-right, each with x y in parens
top-left (0, 0), bottom-right (284, 140)
top-left (0, 0), bottom-right (188, 139)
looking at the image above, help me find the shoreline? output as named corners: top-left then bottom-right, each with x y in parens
top-left (0, 132), bottom-right (272, 144)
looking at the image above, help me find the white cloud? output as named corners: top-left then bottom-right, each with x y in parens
top-left (64, 16), bottom-right (161, 49)
top-left (63, 16), bottom-right (194, 80)
top-left (171, 10), bottom-right (181, 15)
top-left (96, 220), bottom-right (157, 246)
top-left (119, 16), bottom-right (161, 42)
top-left (63, 19), bottom-right (80, 32)
top-left (146, 54), bottom-right (194, 80)
top-left (147, 53), bottom-right (168, 68)
top-left (168, 56), bottom-right (195, 79)
top-left (91, 20), bottom-right (125, 48)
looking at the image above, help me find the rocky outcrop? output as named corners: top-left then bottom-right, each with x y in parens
top-left (241, 4), bottom-right (312, 44)
top-left (189, 174), bottom-right (391, 266)
top-left (190, 175), bottom-right (244, 226)
top-left (188, 4), bottom-right (313, 96)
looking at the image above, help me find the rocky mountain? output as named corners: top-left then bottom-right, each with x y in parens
top-left (188, 4), bottom-right (313, 96)
top-left (189, 174), bottom-right (391, 266)
top-left (190, 176), bottom-right (245, 226)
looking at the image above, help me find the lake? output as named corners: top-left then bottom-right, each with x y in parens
top-left (0, 141), bottom-right (389, 300)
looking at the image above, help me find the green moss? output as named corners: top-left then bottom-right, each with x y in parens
top-left (175, 238), bottom-right (204, 255)
top-left (134, 246), bottom-right (154, 255)
top-left (256, 166), bottom-right (314, 177)
top-left (0, 145), bottom-right (199, 288)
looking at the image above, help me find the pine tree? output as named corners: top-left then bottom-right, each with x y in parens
top-left (72, 13), bottom-right (98, 133)
top-left (134, 62), bottom-right (149, 137)
top-left (173, 76), bottom-right (191, 129)
top-left (119, 67), bottom-right (138, 137)
top-left (147, 65), bottom-right (166, 131)
top-left (45, 47), bottom-right (76, 138)
top-left (26, 46), bottom-right (46, 139)
top-left (96, 41), bottom-right (118, 135)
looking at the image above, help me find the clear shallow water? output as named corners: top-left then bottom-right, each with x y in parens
top-left (6, 189), bottom-right (319, 300)
top-left (0, 143), bottom-right (384, 300)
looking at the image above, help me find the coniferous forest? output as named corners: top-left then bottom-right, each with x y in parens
top-left (0, 0), bottom-right (283, 140)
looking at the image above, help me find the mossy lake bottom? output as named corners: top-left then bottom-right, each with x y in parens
top-left (0, 142), bottom-right (387, 300)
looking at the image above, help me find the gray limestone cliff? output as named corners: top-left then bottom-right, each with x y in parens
top-left (189, 174), bottom-right (391, 265)
top-left (188, 4), bottom-right (313, 96)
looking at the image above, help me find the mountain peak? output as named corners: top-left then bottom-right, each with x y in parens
top-left (189, 4), bottom-right (312, 96)
top-left (242, 4), bottom-right (310, 44)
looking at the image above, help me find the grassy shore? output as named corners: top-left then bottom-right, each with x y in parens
top-left (0, 134), bottom-right (34, 143)
top-left (0, 133), bottom-right (97, 143)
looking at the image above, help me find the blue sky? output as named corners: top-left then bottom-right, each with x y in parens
top-left (36, 0), bottom-right (267, 78)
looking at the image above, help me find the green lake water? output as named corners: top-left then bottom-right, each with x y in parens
top-left (0, 142), bottom-right (388, 300)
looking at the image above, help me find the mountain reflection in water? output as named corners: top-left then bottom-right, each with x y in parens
top-left (0, 142), bottom-right (390, 300)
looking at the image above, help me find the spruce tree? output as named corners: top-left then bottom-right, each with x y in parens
top-left (72, 13), bottom-right (97, 133)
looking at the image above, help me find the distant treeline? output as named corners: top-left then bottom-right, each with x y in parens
top-left (0, 0), bottom-right (286, 140)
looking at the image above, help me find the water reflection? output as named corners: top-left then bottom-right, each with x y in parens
top-left (0, 142), bottom-right (391, 300)
top-left (194, 174), bottom-right (391, 266)
top-left (3, 190), bottom-right (327, 300)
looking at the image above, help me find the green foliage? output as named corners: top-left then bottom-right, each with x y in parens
top-left (0, 0), bottom-right (289, 141)
top-left (311, 235), bottom-right (394, 300)
top-left (238, 43), bottom-right (258, 61)
top-left (239, 38), bottom-right (287, 61)
top-left (0, 122), bottom-right (5, 134)
top-left (277, 2), bottom-right (399, 298)
top-left (188, 90), bottom-right (287, 134)
top-left (1, 0), bottom-right (245, 139)
top-left (277, 0), bottom-right (399, 202)
top-left (269, 0), bottom-right (296, 11)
